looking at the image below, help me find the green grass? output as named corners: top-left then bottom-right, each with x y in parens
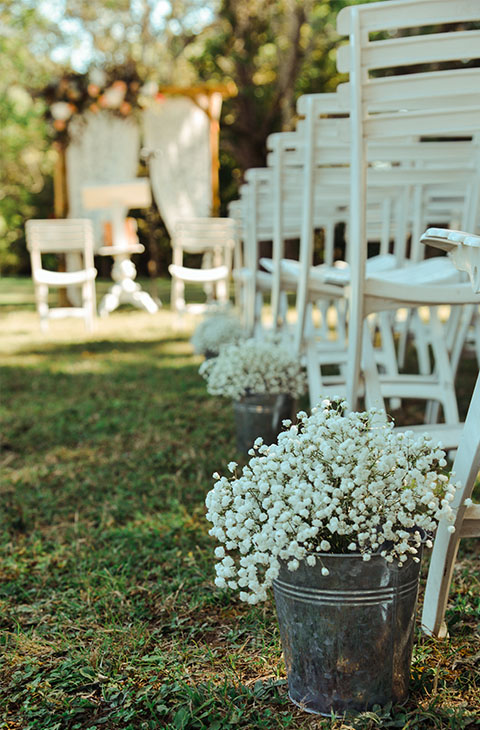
top-left (0, 277), bottom-right (479, 730)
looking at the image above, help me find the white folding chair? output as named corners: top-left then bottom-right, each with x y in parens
top-left (168, 217), bottom-right (236, 314)
top-left (25, 219), bottom-right (97, 332)
top-left (418, 228), bottom-right (480, 637)
top-left (337, 0), bottom-right (480, 444)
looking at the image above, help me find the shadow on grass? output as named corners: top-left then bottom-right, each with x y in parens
top-left (8, 336), bottom-right (196, 359)
top-left (0, 343), bottom-right (236, 540)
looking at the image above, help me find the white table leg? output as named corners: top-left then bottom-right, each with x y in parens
top-left (99, 254), bottom-right (159, 316)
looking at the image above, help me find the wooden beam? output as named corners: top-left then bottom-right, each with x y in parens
top-left (53, 142), bottom-right (68, 219)
top-left (156, 82), bottom-right (237, 99)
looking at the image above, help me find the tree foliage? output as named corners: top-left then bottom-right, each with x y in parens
top-left (192, 0), bottom-right (348, 172)
top-left (0, 1), bottom-right (62, 273)
top-left (1, 0), bottom-right (361, 274)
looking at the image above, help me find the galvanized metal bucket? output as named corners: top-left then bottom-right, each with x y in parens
top-left (233, 393), bottom-right (295, 454)
top-left (272, 552), bottom-right (423, 716)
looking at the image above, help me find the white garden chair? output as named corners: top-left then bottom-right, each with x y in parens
top-left (336, 0), bottom-right (480, 444)
top-left (25, 219), bottom-right (97, 332)
top-left (168, 217), bottom-right (236, 314)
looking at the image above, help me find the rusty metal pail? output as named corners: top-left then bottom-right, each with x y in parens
top-left (233, 393), bottom-right (295, 454)
top-left (272, 551), bottom-right (423, 716)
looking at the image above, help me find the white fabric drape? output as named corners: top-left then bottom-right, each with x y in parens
top-left (66, 111), bottom-right (140, 248)
top-left (143, 95), bottom-right (220, 235)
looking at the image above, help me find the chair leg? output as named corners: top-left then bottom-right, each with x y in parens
top-left (396, 308), bottom-right (411, 370)
top-left (216, 277), bottom-right (228, 304)
top-left (412, 311), bottom-right (432, 376)
top-left (361, 322), bottom-right (388, 413)
top-left (422, 362), bottom-right (480, 637)
top-left (421, 522), bottom-right (460, 637)
top-left (450, 304), bottom-right (473, 377)
top-left (83, 281), bottom-right (95, 332)
top-left (429, 307), bottom-right (460, 426)
top-left (377, 311), bottom-right (401, 410)
top-left (306, 340), bottom-right (326, 409)
top-left (37, 283), bottom-right (49, 331)
top-left (170, 275), bottom-right (185, 313)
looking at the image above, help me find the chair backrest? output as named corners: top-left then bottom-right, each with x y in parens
top-left (25, 218), bottom-right (97, 332)
top-left (26, 218), bottom-right (96, 266)
top-left (173, 218), bottom-right (236, 255)
top-left (336, 0), bottom-right (480, 408)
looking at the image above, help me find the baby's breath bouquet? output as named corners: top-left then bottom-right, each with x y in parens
top-left (191, 313), bottom-right (245, 357)
top-left (199, 337), bottom-right (307, 401)
top-left (206, 399), bottom-right (458, 604)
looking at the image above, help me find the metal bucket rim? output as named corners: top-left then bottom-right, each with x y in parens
top-left (235, 392), bottom-right (293, 402)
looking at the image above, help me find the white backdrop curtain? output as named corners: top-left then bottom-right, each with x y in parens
top-left (143, 94), bottom-right (222, 236)
top-left (66, 111), bottom-right (140, 249)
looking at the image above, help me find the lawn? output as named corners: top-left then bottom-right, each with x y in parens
top-left (0, 277), bottom-right (479, 730)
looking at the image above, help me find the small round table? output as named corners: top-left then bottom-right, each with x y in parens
top-left (97, 243), bottom-right (159, 316)
top-left (82, 179), bottom-right (160, 317)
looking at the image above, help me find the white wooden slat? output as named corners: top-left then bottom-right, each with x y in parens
top-left (33, 268), bottom-right (97, 286)
top-left (168, 264), bottom-right (229, 283)
top-left (364, 107), bottom-right (480, 139)
top-left (337, 0), bottom-right (479, 35)
top-left (271, 143), bottom-right (477, 169)
top-left (357, 68), bottom-right (480, 108)
top-left (296, 92), bottom-right (346, 116)
top-left (338, 31), bottom-right (480, 74)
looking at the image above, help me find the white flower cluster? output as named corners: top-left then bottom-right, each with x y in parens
top-left (199, 337), bottom-right (307, 401)
top-left (191, 313), bottom-right (245, 356)
top-left (206, 399), bottom-right (459, 604)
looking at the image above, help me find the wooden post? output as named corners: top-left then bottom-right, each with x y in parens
top-left (53, 142), bottom-right (68, 218)
top-left (53, 143), bottom-right (70, 306)
top-left (209, 98), bottom-right (221, 217)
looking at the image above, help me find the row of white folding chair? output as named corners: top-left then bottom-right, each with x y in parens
top-left (233, 106), bottom-right (478, 411)
top-left (335, 0), bottom-right (480, 414)
top-left (262, 103), bottom-right (479, 414)
top-left (232, 158), bottom-right (403, 343)
top-left (233, 89), bottom-right (479, 398)
top-left (231, 0), bottom-right (480, 643)
top-left (336, 0), bottom-right (480, 639)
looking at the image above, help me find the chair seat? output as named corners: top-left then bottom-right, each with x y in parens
top-left (259, 253), bottom-right (397, 286)
top-left (168, 263), bottom-right (229, 283)
top-left (33, 267), bottom-right (98, 286)
top-left (367, 256), bottom-right (460, 286)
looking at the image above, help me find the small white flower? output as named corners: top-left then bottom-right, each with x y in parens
top-left (199, 336), bottom-right (307, 401)
top-left (191, 313), bottom-right (245, 356)
top-left (205, 399), bottom-right (458, 603)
